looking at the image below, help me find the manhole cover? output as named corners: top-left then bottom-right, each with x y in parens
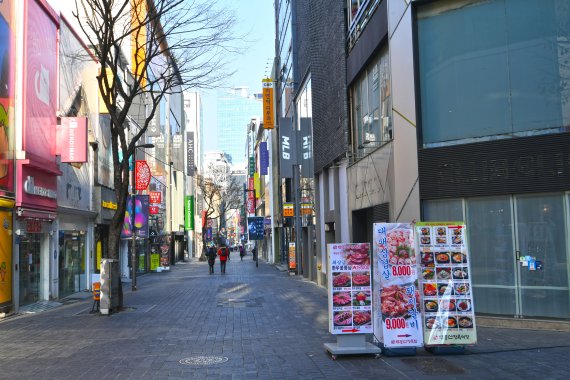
top-left (179, 356), bottom-right (229, 366)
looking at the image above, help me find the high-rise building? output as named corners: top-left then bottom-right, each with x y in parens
top-left (217, 87), bottom-right (261, 167)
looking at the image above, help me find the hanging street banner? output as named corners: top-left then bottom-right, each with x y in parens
top-left (247, 216), bottom-right (264, 240)
top-left (135, 160), bottom-right (151, 190)
top-left (279, 117), bottom-right (296, 178)
top-left (186, 131), bottom-right (195, 176)
top-left (184, 195), bottom-right (194, 230)
top-left (373, 223), bottom-right (423, 348)
top-left (415, 222), bottom-right (477, 346)
top-left (262, 78), bottom-right (274, 129)
top-left (121, 195), bottom-right (150, 238)
top-left (328, 243), bottom-right (373, 335)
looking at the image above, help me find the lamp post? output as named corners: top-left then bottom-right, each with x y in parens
top-left (131, 143), bottom-right (154, 291)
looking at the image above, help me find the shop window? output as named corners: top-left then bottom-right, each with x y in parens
top-left (418, 0), bottom-right (570, 148)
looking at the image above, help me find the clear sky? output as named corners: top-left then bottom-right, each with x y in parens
top-left (201, 0), bottom-right (275, 152)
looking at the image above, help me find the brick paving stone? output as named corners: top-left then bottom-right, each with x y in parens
top-left (2, 258), bottom-right (570, 379)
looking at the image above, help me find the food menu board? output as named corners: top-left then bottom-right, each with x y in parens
top-left (373, 223), bottom-right (423, 348)
top-left (416, 222), bottom-right (477, 346)
top-left (328, 243), bottom-right (373, 335)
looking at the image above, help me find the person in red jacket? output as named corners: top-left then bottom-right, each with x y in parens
top-left (217, 243), bottom-right (229, 274)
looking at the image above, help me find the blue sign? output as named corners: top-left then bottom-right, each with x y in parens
top-left (260, 142), bottom-right (269, 175)
top-left (247, 216), bottom-right (264, 240)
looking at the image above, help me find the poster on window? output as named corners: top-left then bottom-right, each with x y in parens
top-left (415, 222), bottom-right (477, 346)
top-left (373, 223), bottom-right (423, 348)
top-left (327, 243), bottom-right (373, 335)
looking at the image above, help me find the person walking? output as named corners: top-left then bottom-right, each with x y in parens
top-left (217, 243), bottom-right (229, 274)
top-left (239, 245), bottom-right (245, 261)
top-left (206, 244), bottom-right (216, 274)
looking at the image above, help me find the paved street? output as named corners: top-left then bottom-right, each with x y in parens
top-left (1, 257), bottom-right (570, 379)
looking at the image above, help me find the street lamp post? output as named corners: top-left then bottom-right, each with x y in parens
top-left (131, 143), bottom-right (154, 291)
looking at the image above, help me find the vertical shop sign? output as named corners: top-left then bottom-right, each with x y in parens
top-left (328, 243), bottom-right (373, 335)
top-left (0, 209), bottom-right (13, 305)
top-left (184, 195), bottom-right (194, 230)
top-left (279, 117), bottom-right (295, 178)
top-left (373, 224), bottom-right (423, 348)
top-left (149, 191), bottom-right (161, 204)
top-left (262, 78), bottom-right (274, 129)
top-left (186, 131), bottom-right (194, 176)
top-left (415, 222), bottom-right (477, 346)
top-left (300, 117), bottom-right (314, 178)
top-left (247, 216), bottom-right (264, 240)
top-left (58, 117), bottom-right (88, 163)
top-left (259, 142), bottom-right (269, 175)
top-left (249, 156), bottom-right (255, 176)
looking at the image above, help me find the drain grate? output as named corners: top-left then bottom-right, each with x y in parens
top-left (179, 356), bottom-right (229, 366)
top-left (217, 297), bottom-right (263, 308)
top-left (401, 358), bottom-right (465, 375)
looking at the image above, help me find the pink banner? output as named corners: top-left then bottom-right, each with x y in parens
top-left (58, 117), bottom-right (88, 163)
top-left (24, 0), bottom-right (58, 160)
top-left (0, 2), bottom-right (15, 192)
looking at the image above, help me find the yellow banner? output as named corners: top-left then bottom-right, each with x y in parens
top-left (0, 209), bottom-right (13, 305)
top-left (262, 78), bottom-right (274, 129)
top-left (254, 172), bottom-right (260, 198)
top-left (131, 0), bottom-right (147, 88)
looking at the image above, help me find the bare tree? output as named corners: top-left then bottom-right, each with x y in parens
top-left (196, 163), bottom-right (243, 259)
top-left (72, 0), bottom-right (238, 302)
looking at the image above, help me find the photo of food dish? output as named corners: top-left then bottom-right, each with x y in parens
top-left (345, 245), bottom-right (370, 266)
top-left (452, 227), bottom-right (462, 236)
top-left (447, 316), bottom-right (458, 328)
top-left (422, 252), bottom-right (435, 266)
top-left (381, 285), bottom-right (416, 319)
top-left (436, 227), bottom-right (447, 236)
top-left (440, 299), bottom-right (456, 311)
top-left (421, 236), bottom-right (431, 245)
top-left (352, 272), bottom-right (370, 287)
top-left (452, 267), bottom-right (469, 280)
top-left (452, 235), bottom-right (463, 245)
top-left (332, 272), bottom-right (351, 287)
top-left (352, 291), bottom-right (371, 306)
top-left (353, 311), bottom-right (372, 326)
top-left (457, 299), bottom-right (471, 312)
top-left (436, 236), bottom-right (447, 244)
top-left (421, 227), bottom-right (430, 236)
top-left (423, 283), bottom-right (437, 296)
top-left (424, 300), bottom-right (438, 312)
top-left (436, 267), bottom-right (451, 280)
top-left (451, 252), bottom-right (467, 264)
top-left (435, 252), bottom-right (450, 263)
top-left (458, 316), bottom-right (474, 328)
top-left (422, 268), bottom-right (435, 280)
top-left (425, 316), bottom-right (440, 329)
top-left (454, 283), bottom-right (470, 295)
top-left (332, 292), bottom-right (351, 307)
top-left (438, 283), bottom-right (452, 296)
top-left (333, 311), bottom-right (353, 326)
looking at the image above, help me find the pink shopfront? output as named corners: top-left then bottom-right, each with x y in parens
top-left (14, 0), bottom-right (60, 308)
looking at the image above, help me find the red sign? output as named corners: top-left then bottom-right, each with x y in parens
top-left (57, 117), bottom-right (88, 163)
top-left (149, 191), bottom-right (161, 204)
top-left (26, 220), bottom-right (42, 233)
top-left (135, 160), bottom-right (151, 190)
top-left (247, 198), bottom-right (255, 214)
top-left (149, 206), bottom-right (159, 214)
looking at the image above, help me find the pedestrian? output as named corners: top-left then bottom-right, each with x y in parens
top-left (206, 244), bottom-right (216, 274)
top-left (239, 245), bottom-right (245, 261)
top-left (217, 243), bottom-right (229, 274)
top-left (252, 245), bottom-right (257, 261)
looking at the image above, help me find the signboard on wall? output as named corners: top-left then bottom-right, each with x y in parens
top-left (262, 78), bottom-right (274, 129)
top-left (58, 117), bottom-right (88, 163)
top-left (279, 117), bottom-right (295, 178)
top-left (186, 131), bottom-right (194, 176)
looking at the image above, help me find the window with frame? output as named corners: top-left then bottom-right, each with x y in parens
top-left (351, 44), bottom-right (392, 157)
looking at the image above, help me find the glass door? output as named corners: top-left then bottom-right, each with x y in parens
top-left (515, 194), bottom-right (569, 319)
top-left (19, 234), bottom-right (41, 306)
top-left (59, 232), bottom-right (85, 299)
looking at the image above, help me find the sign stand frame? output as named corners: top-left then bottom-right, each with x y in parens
top-left (324, 335), bottom-right (381, 359)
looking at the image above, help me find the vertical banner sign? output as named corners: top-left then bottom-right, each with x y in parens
top-left (121, 195), bottom-right (150, 238)
top-left (184, 195), bottom-right (194, 230)
top-left (0, 209), bottom-right (13, 306)
top-left (300, 117), bottom-right (314, 178)
top-left (328, 243), bottom-right (373, 335)
top-left (135, 160), bottom-right (151, 190)
top-left (288, 242), bottom-right (296, 270)
top-left (149, 191), bottom-right (161, 204)
top-left (57, 117), bottom-right (88, 163)
top-left (373, 224), bottom-right (423, 348)
top-left (247, 217), bottom-right (264, 240)
top-left (262, 78), bottom-right (274, 129)
top-left (186, 132), bottom-right (195, 176)
top-left (172, 133), bottom-right (183, 169)
top-left (260, 141), bottom-right (269, 175)
top-left (279, 117), bottom-right (295, 178)
top-left (415, 222), bottom-right (477, 346)
top-left (249, 156), bottom-right (255, 176)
